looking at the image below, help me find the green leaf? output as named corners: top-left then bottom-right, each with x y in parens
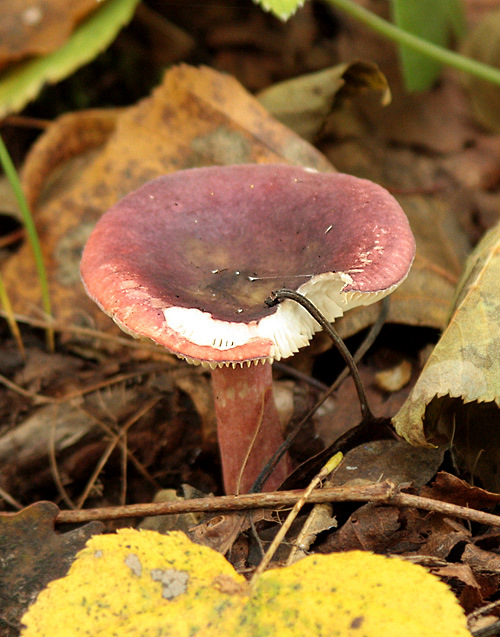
top-left (391, 0), bottom-right (466, 91)
top-left (0, 0), bottom-right (141, 118)
top-left (253, 0), bottom-right (305, 21)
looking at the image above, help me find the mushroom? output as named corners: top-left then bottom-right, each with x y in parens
top-left (80, 164), bottom-right (415, 494)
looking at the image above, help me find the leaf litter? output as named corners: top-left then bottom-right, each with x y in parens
top-left (2, 1), bottom-right (500, 635)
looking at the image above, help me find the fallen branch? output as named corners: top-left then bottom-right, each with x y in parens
top-left (55, 481), bottom-right (500, 528)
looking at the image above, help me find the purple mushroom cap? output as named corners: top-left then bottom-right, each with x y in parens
top-left (81, 164), bottom-right (415, 366)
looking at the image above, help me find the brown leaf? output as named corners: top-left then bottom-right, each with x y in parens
top-left (0, 501), bottom-right (102, 631)
top-left (0, 0), bottom-right (98, 70)
top-left (257, 60), bottom-right (390, 142)
top-left (321, 502), bottom-right (401, 553)
top-left (330, 439), bottom-right (444, 489)
top-left (407, 514), bottom-right (470, 560)
top-left (421, 472), bottom-right (500, 510)
top-left (432, 563), bottom-right (483, 613)
top-left (462, 544), bottom-right (500, 572)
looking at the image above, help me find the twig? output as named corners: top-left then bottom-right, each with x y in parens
top-left (0, 366), bottom-right (168, 405)
top-left (0, 308), bottom-right (176, 358)
top-left (55, 481), bottom-right (500, 529)
top-left (273, 361), bottom-right (329, 392)
top-left (0, 484), bottom-right (23, 510)
top-left (49, 407), bottom-right (77, 509)
top-left (251, 297), bottom-right (389, 493)
top-left (76, 397), bottom-right (161, 509)
top-left (251, 453), bottom-right (343, 584)
top-left (77, 404), bottom-right (161, 490)
top-left (266, 289), bottom-right (373, 422)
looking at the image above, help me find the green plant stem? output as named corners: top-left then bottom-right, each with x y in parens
top-left (326, 0), bottom-right (500, 87)
top-left (0, 135), bottom-right (54, 351)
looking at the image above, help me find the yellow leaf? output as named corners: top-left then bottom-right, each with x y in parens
top-left (22, 529), bottom-right (470, 636)
top-left (242, 552), bottom-right (469, 637)
top-left (21, 529), bottom-right (246, 637)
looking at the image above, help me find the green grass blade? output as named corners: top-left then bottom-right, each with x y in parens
top-left (0, 0), bottom-right (141, 118)
top-left (0, 135), bottom-right (54, 350)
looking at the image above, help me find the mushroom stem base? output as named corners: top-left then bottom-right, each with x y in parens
top-left (211, 363), bottom-right (290, 494)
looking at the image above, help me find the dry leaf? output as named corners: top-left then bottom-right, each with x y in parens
top-left (421, 472), bottom-right (500, 509)
top-left (0, 0), bottom-right (97, 69)
top-left (257, 60), bottom-right (390, 142)
top-left (330, 439), bottom-right (445, 488)
top-left (393, 219), bottom-right (500, 447)
top-left (0, 502), bottom-right (102, 630)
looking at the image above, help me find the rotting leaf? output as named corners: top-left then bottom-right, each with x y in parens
top-left (330, 439), bottom-right (445, 489)
top-left (257, 61), bottom-right (390, 142)
top-left (0, 501), bottom-right (102, 632)
top-left (393, 219), bottom-right (500, 451)
top-left (421, 472), bottom-right (500, 510)
top-left (2, 64), bottom-right (333, 328)
top-left (21, 528), bottom-right (470, 637)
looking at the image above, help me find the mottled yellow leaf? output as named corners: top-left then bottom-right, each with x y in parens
top-left (238, 551), bottom-right (469, 637)
top-left (22, 529), bottom-right (469, 637)
top-left (393, 219), bottom-right (500, 447)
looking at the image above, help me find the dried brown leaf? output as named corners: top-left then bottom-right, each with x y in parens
top-left (0, 0), bottom-right (98, 70)
top-left (0, 501), bottom-right (102, 631)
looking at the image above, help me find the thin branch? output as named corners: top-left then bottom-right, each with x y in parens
top-left (76, 397), bottom-right (161, 509)
top-left (266, 288), bottom-right (373, 422)
top-left (0, 366), bottom-right (168, 405)
top-left (251, 452), bottom-right (343, 583)
top-left (0, 484), bottom-right (23, 510)
top-left (55, 481), bottom-right (500, 529)
top-left (0, 308), bottom-right (176, 358)
top-left (250, 297), bottom-right (389, 493)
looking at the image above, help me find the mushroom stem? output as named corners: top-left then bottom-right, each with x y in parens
top-left (210, 363), bottom-right (290, 494)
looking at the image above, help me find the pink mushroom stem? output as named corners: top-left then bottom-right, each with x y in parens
top-left (210, 363), bottom-right (290, 494)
